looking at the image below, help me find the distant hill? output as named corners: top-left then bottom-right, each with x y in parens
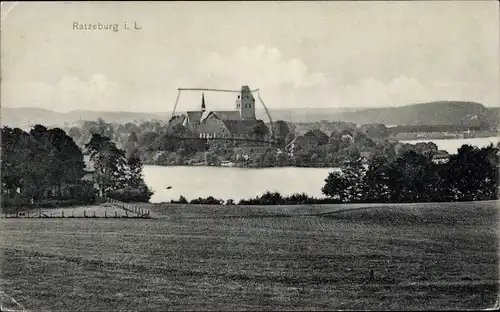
top-left (255, 107), bottom-right (367, 123)
top-left (0, 106), bottom-right (365, 128)
top-left (1, 101), bottom-right (498, 128)
top-left (0, 107), bottom-right (172, 129)
top-left (329, 101), bottom-right (499, 126)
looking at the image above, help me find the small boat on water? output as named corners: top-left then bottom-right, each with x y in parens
top-left (220, 161), bottom-right (235, 167)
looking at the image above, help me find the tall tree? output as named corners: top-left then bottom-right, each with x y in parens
top-left (322, 171), bottom-right (348, 202)
top-left (124, 131), bottom-right (139, 158)
top-left (272, 120), bottom-right (290, 146)
top-left (85, 133), bottom-right (128, 195)
top-left (304, 129), bottom-right (329, 145)
top-left (363, 153), bottom-right (392, 202)
top-left (446, 144), bottom-right (499, 201)
top-left (252, 121), bottom-right (270, 139)
top-left (384, 150), bottom-right (442, 202)
top-left (127, 151), bottom-right (144, 189)
top-left (341, 149), bottom-right (366, 202)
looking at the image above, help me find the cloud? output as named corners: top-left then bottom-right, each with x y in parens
top-left (167, 44), bottom-right (329, 111)
top-left (173, 44), bottom-right (326, 90)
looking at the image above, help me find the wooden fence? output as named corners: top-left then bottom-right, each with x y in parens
top-left (105, 197), bottom-right (151, 218)
top-left (2, 197), bottom-right (151, 219)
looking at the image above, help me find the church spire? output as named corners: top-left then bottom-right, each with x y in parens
top-left (201, 93), bottom-right (206, 112)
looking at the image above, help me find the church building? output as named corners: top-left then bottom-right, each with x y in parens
top-left (182, 85), bottom-right (261, 139)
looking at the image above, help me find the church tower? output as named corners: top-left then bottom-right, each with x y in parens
top-left (236, 85), bottom-right (256, 120)
top-left (201, 93), bottom-right (206, 112)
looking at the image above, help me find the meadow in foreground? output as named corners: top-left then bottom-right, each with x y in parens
top-left (0, 201), bottom-right (498, 311)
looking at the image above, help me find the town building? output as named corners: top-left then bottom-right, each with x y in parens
top-left (181, 85), bottom-right (261, 139)
top-left (431, 150), bottom-right (450, 164)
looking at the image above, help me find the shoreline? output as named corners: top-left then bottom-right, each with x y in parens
top-left (143, 136), bottom-right (499, 169)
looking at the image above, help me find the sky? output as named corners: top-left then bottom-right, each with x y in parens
top-left (1, 1), bottom-right (499, 113)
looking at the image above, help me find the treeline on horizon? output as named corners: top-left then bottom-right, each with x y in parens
top-left (1, 125), bottom-right (153, 211)
top-left (167, 143), bottom-right (499, 205)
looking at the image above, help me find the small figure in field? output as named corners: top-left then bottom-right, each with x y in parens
top-left (369, 269), bottom-right (375, 282)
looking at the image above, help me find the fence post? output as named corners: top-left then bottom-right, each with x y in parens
top-left (115, 211), bottom-right (118, 218)
top-left (93, 211), bottom-right (96, 218)
top-left (62, 211), bottom-right (64, 218)
top-left (84, 210), bottom-right (87, 218)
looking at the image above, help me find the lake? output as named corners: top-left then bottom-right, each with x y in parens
top-left (143, 136), bottom-right (500, 203)
top-left (143, 166), bottom-right (339, 203)
top-left (400, 136), bottom-right (500, 154)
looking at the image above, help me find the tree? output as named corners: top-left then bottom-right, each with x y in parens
top-left (341, 150), bottom-right (366, 202)
top-left (204, 151), bottom-right (220, 166)
top-left (46, 127), bottom-right (86, 195)
top-left (275, 152), bottom-right (289, 167)
top-left (361, 123), bottom-right (388, 139)
top-left (124, 131), bottom-right (139, 158)
top-left (68, 127), bottom-right (82, 142)
top-left (85, 133), bottom-right (129, 195)
top-left (304, 129), bottom-right (329, 145)
top-left (28, 125), bottom-right (59, 199)
top-left (322, 171), bottom-right (348, 202)
top-left (1, 127), bottom-right (31, 199)
top-left (2, 125), bottom-right (90, 207)
top-left (446, 144), bottom-right (499, 201)
top-left (384, 151), bottom-right (442, 203)
top-left (272, 120), bottom-right (290, 146)
top-left (127, 151), bottom-right (144, 189)
top-left (252, 121), bottom-right (270, 139)
top-left (97, 118), bottom-right (115, 139)
top-left (363, 154), bottom-right (392, 202)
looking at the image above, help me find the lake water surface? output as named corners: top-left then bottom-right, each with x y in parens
top-left (143, 166), bottom-right (338, 203)
top-left (400, 136), bottom-right (500, 154)
top-left (144, 136), bottom-right (500, 203)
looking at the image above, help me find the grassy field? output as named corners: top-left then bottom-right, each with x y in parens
top-left (0, 201), bottom-right (498, 311)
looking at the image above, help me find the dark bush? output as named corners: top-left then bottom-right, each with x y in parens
top-left (237, 191), bottom-right (340, 205)
top-left (107, 185), bottom-right (153, 203)
top-left (189, 196), bottom-right (224, 205)
top-left (170, 195), bottom-right (188, 204)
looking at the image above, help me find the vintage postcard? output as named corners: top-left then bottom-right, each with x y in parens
top-left (1, 1), bottom-right (499, 311)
